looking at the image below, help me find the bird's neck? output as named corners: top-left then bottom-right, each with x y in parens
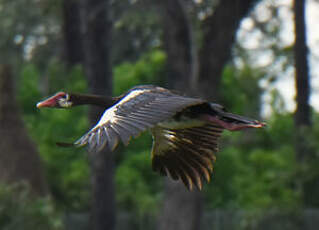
top-left (70, 93), bottom-right (121, 108)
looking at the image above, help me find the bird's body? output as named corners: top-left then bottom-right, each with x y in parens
top-left (37, 85), bottom-right (265, 190)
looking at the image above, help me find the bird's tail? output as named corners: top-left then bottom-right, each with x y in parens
top-left (201, 103), bottom-right (266, 131)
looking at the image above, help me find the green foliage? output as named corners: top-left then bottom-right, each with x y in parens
top-left (0, 183), bottom-right (63, 230)
top-left (114, 50), bottom-right (166, 216)
top-left (204, 66), bottom-right (300, 210)
top-left (15, 47), bottom-right (319, 227)
top-left (3, 0), bottom-right (319, 227)
top-left (116, 147), bottom-right (161, 216)
top-left (17, 64), bottom-right (42, 113)
top-left (17, 50), bottom-right (166, 216)
top-left (113, 50), bottom-right (166, 95)
top-left (18, 62), bottom-right (90, 210)
top-left (236, 147), bottom-right (297, 208)
top-left (0, 0), bottom-right (61, 65)
top-left (221, 65), bottom-right (263, 116)
top-left (205, 114), bottom-right (299, 210)
top-left (112, 0), bottom-right (162, 64)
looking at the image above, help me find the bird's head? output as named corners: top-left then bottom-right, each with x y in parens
top-left (36, 92), bottom-right (73, 109)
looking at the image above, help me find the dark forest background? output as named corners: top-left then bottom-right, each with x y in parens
top-left (0, 0), bottom-right (319, 229)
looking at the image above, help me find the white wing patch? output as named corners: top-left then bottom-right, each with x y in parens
top-left (96, 89), bottom-right (148, 127)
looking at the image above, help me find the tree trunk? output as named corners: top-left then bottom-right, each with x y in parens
top-left (293, 0), bottom-right (310, 129)
top-left (158, 180), bottom-right (202, 230)
top-left (80, 0), bottom-right (115, 229)
top-left (158, 1), bottom-right (202, 230)
top-left (159, 0), bottom-right (198, 93)
top-left (199, 0), bottom-right (258, 100)
top-left (62, 0), bottom-right (83, 67)
top-left (158, 1), bottom-right (258, 230)
top-left (0, 64), bottom-right (48, 196)
top-left (293, 0), bottom-right (319, 208)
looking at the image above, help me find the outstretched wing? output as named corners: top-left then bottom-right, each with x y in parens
top-left (151, 123), bottom-right (224, 190)
top-left (75, 87), bottom-right (205, 152)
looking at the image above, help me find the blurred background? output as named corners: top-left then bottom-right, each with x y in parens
top-left (0, 0), bottom-right (318, 229)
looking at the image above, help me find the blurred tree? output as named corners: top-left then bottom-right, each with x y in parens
top-left (293, 0), bottom-right (311, 128)
top-left (159, 0), bottom-right (196, 92)
top-left (157, 1), bottom-right (201, 230)
top-left (198, 0), bottom-right (260, 100)
top-left (0, 64), bottom-right (48, 196)
top-left (62, 0), bottom-right (83, 67)
top-left (112, 0), bottom-right (162, 65)
top-left (80, 0), bottom-right (115, 229)
top-left (158, 1), bottom-right (259, 230)
top-left (0, 0), bottom-right (61, 70)
top-left (0, 183), bottom-right (63, 230)
top-left (18, 63), bottom-right (91, 210)
top-left (3, 0), bottom-right (316, 227)
top-left (293, 0), bottom-right (318, 207)
top-left (293, 0), bottom-right (311, 133)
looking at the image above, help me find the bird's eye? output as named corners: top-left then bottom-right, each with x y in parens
top-left (58, 94), bottom-right (72, 107)
top-left (61, 94), bottom-right (70, 100)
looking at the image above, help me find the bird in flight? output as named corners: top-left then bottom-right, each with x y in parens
top-left (37, 85), bottom-right (265, 190)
